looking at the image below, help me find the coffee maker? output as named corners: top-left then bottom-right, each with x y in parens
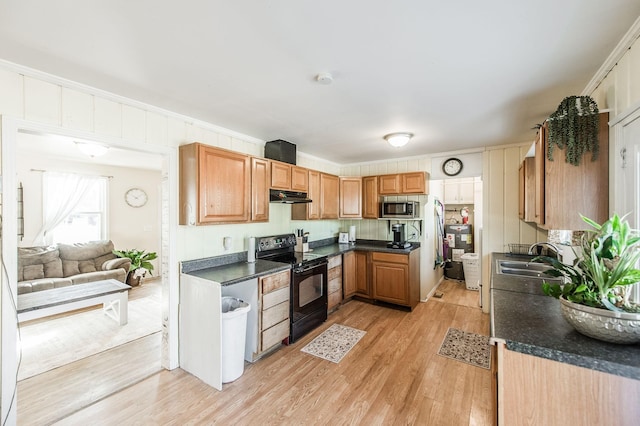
top-left (387, 223), bottom-right (411, 249)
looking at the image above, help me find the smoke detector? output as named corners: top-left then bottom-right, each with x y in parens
top-left (316, 72), bottom-right (333, 85)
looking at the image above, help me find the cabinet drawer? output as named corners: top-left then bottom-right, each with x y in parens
top-left (262, 300), bottom-right (289, 330)
top-left (261, 270), bottom-right (290, 294)
top-left (263, 286), bottom-right (289, 310)
top-left (261, 319), bottom-right (289, 351)
top-left (371, 251), bottom-right (408, 264)
top-left (328, 265), bottom-right (342, 281)
top-left (328, 276), bottom-right (342, 293)
top-left (328, 290), bottom-right (342, 310)
top-left (328, 254), bottom-right (342, 269)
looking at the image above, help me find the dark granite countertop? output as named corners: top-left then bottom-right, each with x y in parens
top-left (308, 239), bottom-right (420, 258)
top-left (180, 239), bottom-right (420, 286)
top-left (490, 252), bottom-right (640, 380)
top-left (182, 259), bottom-right (290, 286)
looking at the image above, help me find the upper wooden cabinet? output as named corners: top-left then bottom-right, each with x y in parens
top-left (320, 173), bottom-right (340, 219)
top-left (270, 160), bottom-right (308, 192)
top-left (179, 143), bottom-right (251, 225)
top-left (251, 157), bottom-right (270, 222)
top-left (291, 171), bottom-right (338, 220)
top-left (378, 172), bottom-right (428, 195)
top-left (291, 170), bottom-right (322, 220)
top-left (518, 157), bottom-right (535, 222)
top-left (362, 176), bottom-right (379, 219)
top-left (535, 113), bottom-right (609, 230)
top-left (339, 177), bottom-right (362, 218)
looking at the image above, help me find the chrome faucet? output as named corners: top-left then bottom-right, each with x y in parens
top-left (528, 242), bottom-right (561, 259)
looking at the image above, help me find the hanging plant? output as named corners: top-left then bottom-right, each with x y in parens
top-left (546, 95), bottom-right (600, 166)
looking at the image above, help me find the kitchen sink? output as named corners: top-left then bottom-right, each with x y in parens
top-left (496, 260), bottom-right (562, 281)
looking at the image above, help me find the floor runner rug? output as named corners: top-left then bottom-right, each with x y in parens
top-left (437, 327), bottom-right (491, 369)
top-left (301, 324), bottom-right (366, 363)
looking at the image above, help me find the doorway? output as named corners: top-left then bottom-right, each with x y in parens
top-left (1, 117), bottom-right (179, 424)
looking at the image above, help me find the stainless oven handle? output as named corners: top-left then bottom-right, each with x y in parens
top-left (296, 262), bottom-right (327, 273)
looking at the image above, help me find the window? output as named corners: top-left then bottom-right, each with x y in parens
top-left (37, 172), bottom-right (108, 245)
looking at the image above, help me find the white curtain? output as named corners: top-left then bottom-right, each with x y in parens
top-left (33, 172), bottom-right (101, 245)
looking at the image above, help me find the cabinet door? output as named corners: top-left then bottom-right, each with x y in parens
top-left (544, 113), bottom-right (609, 230)
top-left (458, 179), bottom-right (474, 203)
top-left (534, 126), bottom-right (545, 225)
top-left (371, 252), bottom-right (409, 306)
top-left (251, 157), bottom-right (270, 222)
top-left (378, 174), bottom-right (400, 195)
top-left (343, 251), bottom-right (356, 298)
top-left (518, 163), bottom-right (525, 220)
top-left (340, 177), bottom-right (362, 218)
top-left (270, 161), bottom-right (291, 190)
top-left (291, 170), bottom-right (320, 220)
top-left (401, 172), bottom-right (427, 194)
top-left (198, 145), bottom-right (251, 223)
top-left (355, 251), bottom-right (370, 297)
top-left (291, 166), bottom-right (309, 192)
top-left (362, 176), bottom-right (379, 219)
top-left (443, 180), bottom-right (459, 204)
top-left (320, 173), bottom-right (340, 219)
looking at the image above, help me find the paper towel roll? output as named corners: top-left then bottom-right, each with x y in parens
top-left (349, 225), bottom-right (356, 243)
top-left (247, 237), bottom-right (256, 263)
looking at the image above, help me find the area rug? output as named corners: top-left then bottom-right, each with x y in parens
top-left (437, 327), bottom-right (491, 369)
top-left (18, 296), bottom-right (162, 380)
top-left (301, 324), bottom-right (366, 363)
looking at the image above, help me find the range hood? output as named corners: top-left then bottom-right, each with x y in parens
top-left (270, 189), bottom-right (312, 204)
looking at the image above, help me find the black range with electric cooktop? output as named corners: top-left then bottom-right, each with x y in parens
top-left (255, 233), bottom-right (328, 343)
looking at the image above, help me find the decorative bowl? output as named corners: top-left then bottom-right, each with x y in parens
top-left (559, 296), bottom-right (640, 344)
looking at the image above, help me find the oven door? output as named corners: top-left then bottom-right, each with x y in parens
top-left (292, 262), bottom-right (328, 316)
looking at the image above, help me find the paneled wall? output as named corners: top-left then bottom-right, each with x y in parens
top-left (480, 143), bottom-right (547, 311)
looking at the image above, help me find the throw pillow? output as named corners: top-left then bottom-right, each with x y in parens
top-left (23, 264), bottom-right (44, 281)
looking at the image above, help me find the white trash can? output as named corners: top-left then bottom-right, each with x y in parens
top-left (460, 253), bottom-right (481, 291)
top-left (221, 297), bottom-right (251, 383)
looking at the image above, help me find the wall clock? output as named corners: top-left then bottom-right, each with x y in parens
top-left (125, 187), bottom-right (148, 208)
top-left (442, 157), bottom-right (463, 176)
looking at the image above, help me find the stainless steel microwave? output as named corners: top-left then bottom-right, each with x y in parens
top-left (380, 201), bottom-right (420, 218)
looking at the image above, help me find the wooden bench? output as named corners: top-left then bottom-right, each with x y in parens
top-left (17, 279), bottom-right (132, 325)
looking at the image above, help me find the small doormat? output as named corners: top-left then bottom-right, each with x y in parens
top-left (301, 324), bottom-right (366, 363)
top-left (437, 327), bottom-right (491, 369)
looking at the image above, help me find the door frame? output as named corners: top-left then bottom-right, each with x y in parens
top-left (1, 116), bottom-right (179, 424)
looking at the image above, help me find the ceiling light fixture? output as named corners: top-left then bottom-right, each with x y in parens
top-left (384, 132), bottom-right (414, 148)
top-left (74, 141), bottom-right (109, 157)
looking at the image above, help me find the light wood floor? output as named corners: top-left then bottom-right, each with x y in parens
top-left (43, 279), bottom-right (491, 425)
top-left (17, 280), bottom-right (162, 425)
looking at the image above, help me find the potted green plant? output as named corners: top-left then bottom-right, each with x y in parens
top-left (546, 95), bottom-right (600, 166)
top-left (534, 214), bottom-right (640, 344)
top-left (112, 248), bottom-right (158, 287)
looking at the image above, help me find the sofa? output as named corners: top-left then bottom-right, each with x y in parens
top-left (18, 240), bottom-right (131, 295)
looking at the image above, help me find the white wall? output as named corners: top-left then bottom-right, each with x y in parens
top-left (16, 153), bottom-right (163, 274)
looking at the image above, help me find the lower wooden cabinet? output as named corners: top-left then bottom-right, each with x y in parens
top-left (371, 250), bottom-right (420, 309)
top-left (343, 251), bottom-right (357, 298)
top-left (496, 342), bottom-right (640, 425)
top-left (354, 251), bottom-right (371, 298)
top-left (327, 254), bottom-right (343, 311)
top-left (259, 270), bottom-right (290, 354)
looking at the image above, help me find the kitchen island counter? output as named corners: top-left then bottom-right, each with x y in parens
top-left (490, 252), bottom-right (640, 380)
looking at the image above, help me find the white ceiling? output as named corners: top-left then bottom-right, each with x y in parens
top-left (2, 1), bottom-right (639, 164)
